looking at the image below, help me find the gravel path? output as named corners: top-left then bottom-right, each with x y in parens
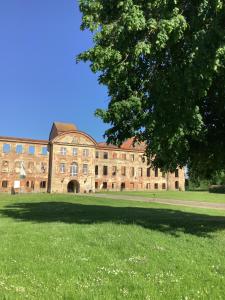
top-left (84, 193), bottom-right (225, 211)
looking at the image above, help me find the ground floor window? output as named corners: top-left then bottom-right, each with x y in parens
top-left (162, 183), bottom-right (166, 189)
top-left (121, 182), bottom-right (125, 190)
top-left (2, 181), bottom-right (8, 188)
top-left (95, 182), bottom-right (98, 189)
top-left (146, 183), bottom-right (151, 189)
top-left (175, 181), bottom-right (179, 189)
top-left (40, 181), bottom-right (46, 189)
top-left (154, 183), bottom-right (158, 189)
top-left (103, 182), bottom-right (107, 189)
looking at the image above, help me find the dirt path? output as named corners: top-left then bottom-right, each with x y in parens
top-left (84, 193), bottom-right (225, 211)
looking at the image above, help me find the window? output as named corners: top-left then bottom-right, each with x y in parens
top-left (3, 144), bottom-right (10, 153)
top-left (95, 151), bottom-right (99, 158)
top-left (73, 148), bottom-right (78, 156)
top-left (2, 181), bottom-right (8, 188)
top-left (28, 145), bottom-right (35, 155)
top-left (103, 182), bottom-right (107, 189)
top-left (162, 172), bottom-right (166, 178)
top-left (130, 167), bottom-right (135, 177)
top-left (71, 162), bottom-right (78, 176)
top-left (146, 183), bottom-right (151, 189)
top-left (154, 183), bottom-right (158, 189)
top-left (155, 168), bottom-right (158, 177)
top-left (138, 168), bottom-right (143, 177)
top-left (16, 144), bottom-right (23, 154)
top-left (147, 167), bottom-right (151, 177)
top-left (83, 149), bottom-right (89, 157)
top-left (121, 153), bottom-right (126, 160)
top-left (60, 163), bottom-right (66, 173)
top-left (130, 154), bottom-right (135, 161)
top-left (95, 165), bottom-right (98, 175)
top-left (41, 146), bottom-right (48, 155)
top-left (60, 147), bottom-right (67, 156)
top-left (40, 181), bottom-right (46, 189)
top-left (121, 182), bottom-right (125, 190)
top-left (95, 182), bottom-right (98, 189)
top-left (112, 166), bottom-right (117, 176)
top-left (175, 181), bottom-right (179, 189)
top-left (41, 162), bottom-right (47, 173)
top-left (26, 181), bottom-right (30, 188)
top-left (103, 152), bottom-right (108, 159)
top-left (28, 162), bottom-right (34, 173)
top-left (103, 166), bottom-right (108, 176)
top-left (121, 166), bottom-right (126, 176)
top-left (112, 152), bottom-right (117, 159)
top-left (2, 161), bottom-right (9, 173)
top-left (83, 164), bottom-right (88, 175)
top-left (175, 169), bottom-right (179, 178)
top-left (162, 183), bottom-right (166, 189)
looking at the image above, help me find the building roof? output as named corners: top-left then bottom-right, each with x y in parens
top-left (0, 136), bottom-right (48, 145)
top-left (97, 138), bottom-right (146, 151)
top-left (54, 122), bottom-right (77, 132)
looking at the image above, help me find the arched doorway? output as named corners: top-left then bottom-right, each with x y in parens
top-left (67, 180), bottom-right (80, 193)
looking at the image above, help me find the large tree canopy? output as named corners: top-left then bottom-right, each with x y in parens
top-left (78, 0), bottom-right (225, 177)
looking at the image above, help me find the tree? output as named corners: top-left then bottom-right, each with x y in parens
top-left (78, 0), bottom-right (225, 178)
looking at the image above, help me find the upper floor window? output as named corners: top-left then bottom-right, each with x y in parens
top-left (83, 149), bottom-right (89, 157)
top-left (121, 153), bottom-right (126, 160)
top-left (121, 166), bottom-right (126, 176)
top-left (130, 154), bottom-right (135, 161)
top-left (95, 151), bottom-right (99, 159)
top-left (155, 168), bottom-right (158, 177)
top-left (147, 167), bottom-right (151, 177)
top-left (41, 146), bottom-right (48, 155)
top-left (112, 166), bottom-right (117, 176)
top-left (103, 152), bottom-right (108, 159)
top-left (162, 172), bottom-right (166, 178)
top-left (130, 167), bottom-right (135, 177)
top-left (175, 169), bottom-right (179, 177)
top-left (83, 164), bottom-right (88, 175)
top-left (112, 152), bottom-right (117, 159)
top-left (73, 148), bottom-right (78, 156)
top-left (71, 162), bottom-right (78, 176)
top-left (3, 144), bottom-right (10, 154)
top-left (41, 162), bottom-right (47, 174)
top-left (103, 166), bottom-right (108, 176)
top-left (60, 147), bottom-right (67, 156)
top-left (60, 163), bottom-right (66, 173)
top-left (138, 167), bottom-right (143, 177)
top-left (95, 165), bottom-right (98, 175)
top-left (16, 144), bottom-right (23, 154)
top-left (29, 145), bottom-right (35, 155)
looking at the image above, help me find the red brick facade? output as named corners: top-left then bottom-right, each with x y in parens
top-left (0, 122), bottom-right (185, 194)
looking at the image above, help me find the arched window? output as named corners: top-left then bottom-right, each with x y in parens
top-left (70, 162), bottom-right (78, 176)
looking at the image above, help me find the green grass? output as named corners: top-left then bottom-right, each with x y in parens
top-left (99, 190), bottom-right (225, 203)
top-left (0, 193), bottom-right (225, 299)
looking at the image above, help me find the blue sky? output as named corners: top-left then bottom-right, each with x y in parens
top-left (0, 0), bottom-right (109, 142)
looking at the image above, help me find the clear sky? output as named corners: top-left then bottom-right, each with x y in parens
top-left (0, 0), bottom-right (109, 142)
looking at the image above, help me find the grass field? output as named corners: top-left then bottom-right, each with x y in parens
top-left (99, 190), bottom-right (225, 203)
top-left (0, 193), bottom-right (225, 299)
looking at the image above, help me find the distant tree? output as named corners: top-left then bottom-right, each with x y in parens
top-left (78, 0), bottom-right (225, 178)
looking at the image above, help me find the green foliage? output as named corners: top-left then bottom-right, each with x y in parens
top-left (78, 0), bottom-right (225, 177)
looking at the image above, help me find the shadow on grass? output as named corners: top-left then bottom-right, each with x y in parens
top-left (1, 201), bottom-right (225, 237)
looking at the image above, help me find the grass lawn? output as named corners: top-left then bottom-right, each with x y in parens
top-left (99, 190), bottom-right (225, 203)
top-left (0, 193), bottom-right (225, 299)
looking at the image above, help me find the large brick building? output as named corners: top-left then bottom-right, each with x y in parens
top-left (0, 122), bottom-right (185, 193)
